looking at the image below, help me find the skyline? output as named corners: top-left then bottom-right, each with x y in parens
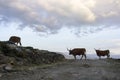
top-left (0, 0), bottom-right (120, 56)
top-left (0, 24), bottom-right (120, 55)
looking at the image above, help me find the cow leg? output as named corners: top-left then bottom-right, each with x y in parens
top-left (107, 54), bottom-right (110, 58)
top-left (19, 42), bottom-right (22, 46)
top-left (99, 56), bottom-right (101, 59)
top-left (16, 42), bottom-right (18, 45)
top-left (74, 55), bottom-right (76, 60)
top-left (84, 54), bottom-right (87, 60)
top-left (80, 55), bottom-right (83, 60)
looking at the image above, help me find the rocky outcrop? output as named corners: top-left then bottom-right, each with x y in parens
top-left (0, 41), bottom-right (65, 66)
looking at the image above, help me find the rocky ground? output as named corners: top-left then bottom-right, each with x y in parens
top-left (0, 41), bottom-right (120, 80)
top-left (0, 59), bottom-right (120, 80)
top-left (0, 41), bottom-right (65, 66)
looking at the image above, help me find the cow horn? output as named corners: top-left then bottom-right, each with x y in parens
top-left (67, 48), bottom-right (69, 51)
top-left (67, 48), bottom-right (71, 51)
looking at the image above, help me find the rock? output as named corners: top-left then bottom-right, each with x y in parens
top-left (3, 62), bottom-right (14, 72)
top-left (0, 41), bottom-right (65, 66)
top-left (0, 73), bottom-right (2, 77)
top-left (7, 44), bottom-right (17, 49)
top-left (0, 54), bottom-right (10, 64)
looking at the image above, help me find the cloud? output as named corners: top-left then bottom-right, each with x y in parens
top-left (37, 0), bottom-right (96, 22)
top-left (0, 0), bottom-right (120, 35)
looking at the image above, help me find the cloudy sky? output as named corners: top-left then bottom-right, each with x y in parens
top-left (0, 0), bottom-right (120, 56)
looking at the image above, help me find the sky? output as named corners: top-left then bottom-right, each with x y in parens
top-left (0, 0), bottom-right (120, 56)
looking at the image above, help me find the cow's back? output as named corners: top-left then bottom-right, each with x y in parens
top-left (71, 48), bottom-right (86, 55)
top-left (9, 36), bottom-right (21, 45)
top-left (96, 50), bottom-right (110, 56)
top-left (9, 36), bottom-right (20, 42)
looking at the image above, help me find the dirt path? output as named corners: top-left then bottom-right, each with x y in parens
top-left (0, 59), bottom-right (120, 80)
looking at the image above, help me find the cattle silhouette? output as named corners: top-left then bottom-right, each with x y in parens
top-left (67, 48), bottom-right (86, 60)
top-left (9, 36), bottom-right (22, 46)
top-left (95, 49), bottom-right (110, 59)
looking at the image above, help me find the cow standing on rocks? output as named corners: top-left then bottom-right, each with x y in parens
top-left (67, 48), bottom-right (87, 60)
top-left (95, 49), bottom-right (110, 59)
top-left (9, 36), bottom-right (22, 46)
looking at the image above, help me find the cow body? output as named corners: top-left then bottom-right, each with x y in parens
top-left (9, 36), bottom-right (22, 46)
top-left (95, 49), bottom-right (110, 59)
top-left (68, 48), bottom-right (86, 60)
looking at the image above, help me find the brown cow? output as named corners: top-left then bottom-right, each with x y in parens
top-left (67, 48), bottom-right (86, 60)
top-left (95, 49), bottom-right (110, 59)
top-left (9, 36), bottom-right (22, 46)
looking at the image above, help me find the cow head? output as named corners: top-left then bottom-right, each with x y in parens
top-left (94, 48), bottom-right (100, 52)
top-left (67, 48), bottom-right (72, 55)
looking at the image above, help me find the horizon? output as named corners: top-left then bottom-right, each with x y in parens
top-left (60, 52), bottom-right (120, 59)
top-left (0, 0), bottom-right (120, 55)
